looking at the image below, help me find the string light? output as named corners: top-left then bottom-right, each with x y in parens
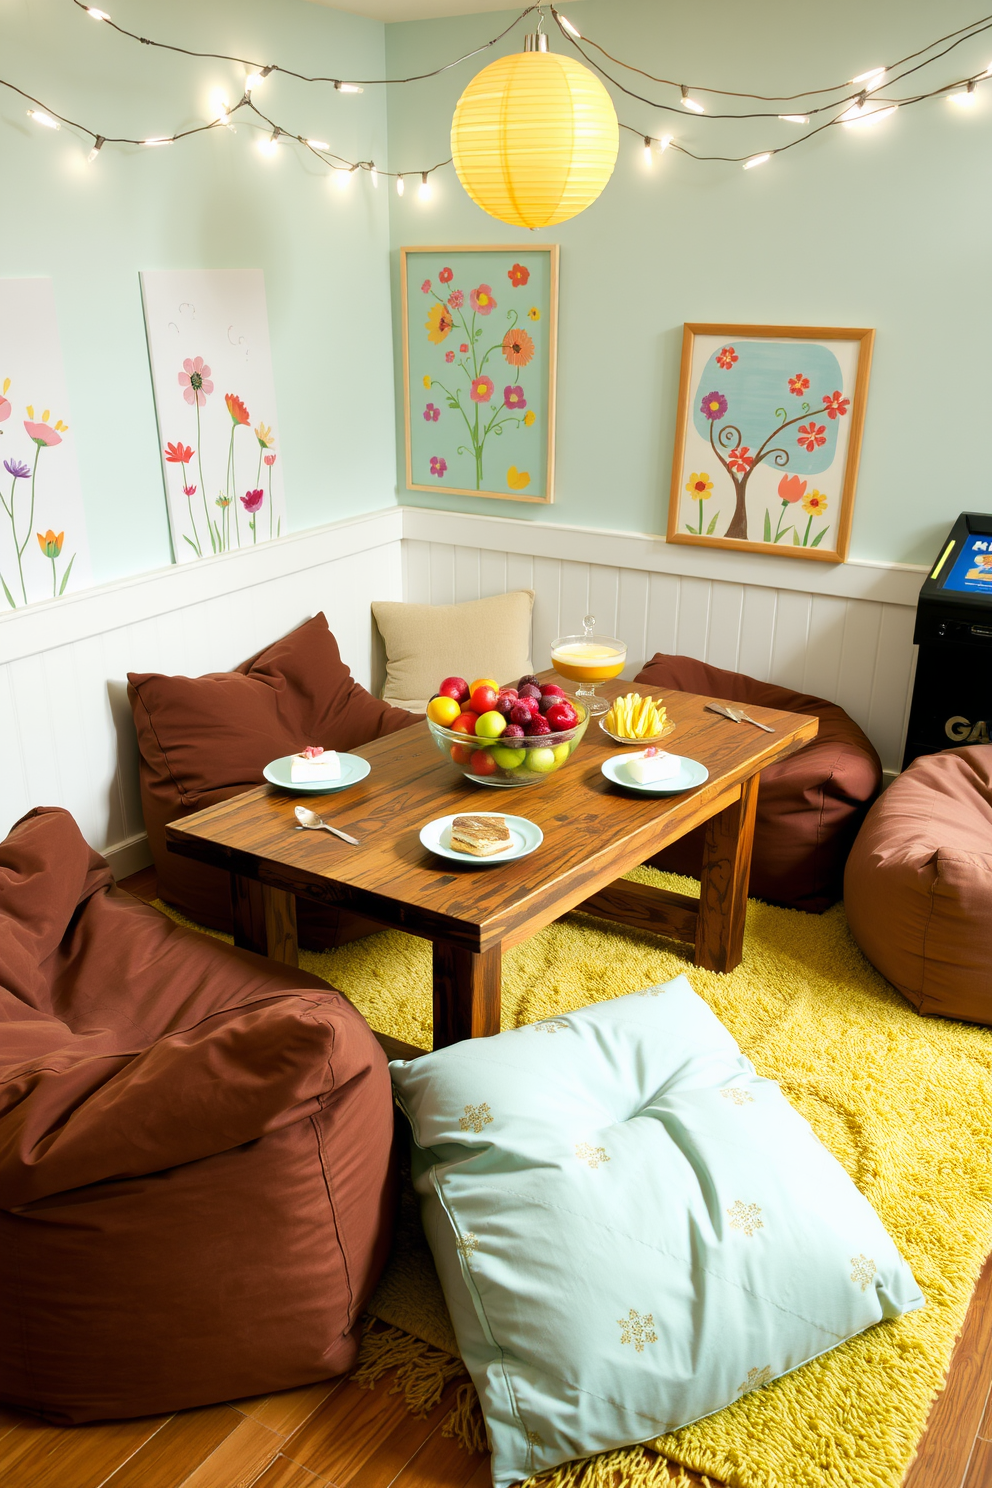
top-left (743, 151), bottom-right (772, 168)
top-left (841, 103), bottom-right (897, 127)
top-left (396, 174), bottom-right (405, 195)
top-left (28, 108), bottom-right (60, 128)
top-left (950, 78), bottom-right (979, 103)
top-left (370, 163), bottom-right (378, 187)
top-left (85, 6), bottom-right (110, 18)
top-left (305, 137), bottom-right (329, 150)
top-left (779, 113), bottom-right (809, 123)
top-left (419, 171), bottom-right (431, 200)
top-left (642, 134), bottom-right (652, 163)
top-left (659, 133), bottom-right (673, 150)
top-left (245, 66), bottom-right (272, 92)
top-left (680, 85), bottom-right (705, 113)
top-left (334, 81), bottom-right (363, 94)
top-left (558, 14), bottom-right (581, 39)
top-left (142, 136), bottom-right (173, 145)
top-left (852, 67), bottom-right (887, 91)
top-left (335, 165), bottom-right (353, 188)
top-left (86, 133), bottom-right (104, 161)
top-left (257, 128), bottom-right (280, 156)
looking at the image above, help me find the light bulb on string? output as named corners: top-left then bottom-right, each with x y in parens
top-left (142, 136), bottom-right (173, 146)
top-left (306, 138), bottom-right (330, 150)
top-left (680, 85), bottom-right (705, 114)
top-left (211, 93), bottom-right (234, 129)
top-left (840, 102), bottom-right (896, 128)
top-left (336, 166), bottom-right (353, 189)
top-left (257, 129), bottom-right (280, 156)
top-left (659, 134), bottom-right (673, 151)
top-left (86, 134), bottom-right (105, 163)
top-left (851, 67), bottom-right (886, 92)
top-left (370, 163), bottom-right (379, 187)
top-left (559, 14), bottom-right (581, 38)
top-left (418, 171), bottom-right (431, 200)
top-left (643, 135), bottom-right (653, 165)
top-left (335, 81), bottom-right (363, 94)
top-left (396, 174), bottom-right (405, 196)
top-left (779, 114), bottom-right (809, 123)
top-left (743, 152), bottom-right (771, 169)
top-left (950, 80), bottom-right (978, 107)
top-left (245, 66), bottom-right (272, 92)
top-left (28, 109), bottom-right (60, 130)
top-left (85, 7), bottom-right (110, 19)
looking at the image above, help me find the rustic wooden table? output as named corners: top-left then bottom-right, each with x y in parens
top-left (166, 677), bottom-right (816, 1050)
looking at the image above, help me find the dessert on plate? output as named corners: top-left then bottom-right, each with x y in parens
top-left (627, 747), bottom-right (680, 785)
top-left (449, 814), bottom-right (512, 857)
top-left (290, 745), bottom-right (341, 783)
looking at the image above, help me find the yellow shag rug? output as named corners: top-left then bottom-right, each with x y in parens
top-left (154, 867), bottom-right (992, 1488)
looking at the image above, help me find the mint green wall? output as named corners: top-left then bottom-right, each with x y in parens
top-left (385, 0), bottom-right (989, 565)
top-left (3, 0), bottom-right (394, 584)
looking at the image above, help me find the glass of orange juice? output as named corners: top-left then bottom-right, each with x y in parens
top-left (550, 615), bottom-right (626, 716)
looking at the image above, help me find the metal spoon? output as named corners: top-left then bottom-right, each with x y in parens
top-left (706, 701), bottom-right (775, 733)
top-left (294, 804), bottom-right (360, 845)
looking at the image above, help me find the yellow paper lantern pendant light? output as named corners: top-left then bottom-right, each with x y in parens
top-left (451, 32), bottom-right (619, 230)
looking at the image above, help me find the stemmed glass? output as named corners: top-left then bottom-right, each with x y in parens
top-left (550, 615), bottom-right (626, 717)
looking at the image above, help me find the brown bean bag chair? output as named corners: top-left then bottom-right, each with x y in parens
top-left (634, 654), bottom-right (882, 912)
top-left (128, 612), bottom-right (417, 948)
top-left (844, 746), bottom-right (992, 1024)
top-left (0, 806), bottom-right (396, 1424)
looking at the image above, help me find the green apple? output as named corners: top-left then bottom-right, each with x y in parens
top-left (552, 743), bottom-right (571, 765)
top-left (492, 744), bottom-right (527, 769)
top-left (527, 747), bottom-right (557, 773)
top-left (475, 709), bottom-right (507, 740)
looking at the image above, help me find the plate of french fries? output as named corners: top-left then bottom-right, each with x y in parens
top-left (600, 692), bottom-right (676, 745)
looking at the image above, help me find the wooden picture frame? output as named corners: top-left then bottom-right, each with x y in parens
top-left (667, 323), bottom-right (874, 562)
top-left (401, 244), bottom-right (558, 503)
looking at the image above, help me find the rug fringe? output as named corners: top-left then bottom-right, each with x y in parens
top-left (441, 1379), bottom-right (489, 1454)
top-left (351, 1319), bottom-right (467, 1416)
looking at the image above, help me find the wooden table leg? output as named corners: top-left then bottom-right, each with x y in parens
top-left (432, 942), bottom-right (502, 1048)
top-left (695, 775), bottom-right (759, 974)
top-left (231, 874), bottom-right (299, 967)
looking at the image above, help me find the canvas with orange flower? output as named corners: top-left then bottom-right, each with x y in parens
top-left (140, 269), bottom-right (286, 563)
top-left (0, 278), bottom-right (91, 607)
top-left (402, 247), bottom-right (558, 503)
top-left (668, 324), bottom-right (874, 563)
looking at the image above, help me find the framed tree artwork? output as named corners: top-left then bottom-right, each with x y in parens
top-left (667, 323), bottom-right (874, 562)
top-left (401, 245), bottom-right (558, 503)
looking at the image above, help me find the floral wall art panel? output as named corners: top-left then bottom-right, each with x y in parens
top-left (667, 324), bottom-right (874, 563)
top-left (401, 245), bottom-right (558, 503)
top-left (0, 278), bottom-right (92, 609)
top-left (140, 269), bottom-right (286, 562)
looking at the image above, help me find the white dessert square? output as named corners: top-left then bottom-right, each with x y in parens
top-left (290, 749), bottom-right (341, 783)
top-left (627, 749), bottom-right (680, 785)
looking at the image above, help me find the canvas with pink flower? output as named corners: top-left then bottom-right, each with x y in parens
top-left (0, 376), bottom-right (76, 608)
top-left (405, 249), bottom-right (555, 501)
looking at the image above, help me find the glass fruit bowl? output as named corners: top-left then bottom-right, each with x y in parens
top-left (427, 698), bottom-right (590, 787)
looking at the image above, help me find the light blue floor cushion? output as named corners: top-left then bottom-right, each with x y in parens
top-left (389, 975), bottom-right (924, 1488)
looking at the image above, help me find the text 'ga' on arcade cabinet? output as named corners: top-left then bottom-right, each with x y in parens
top-left (903, 511), bottom-right (992, 768)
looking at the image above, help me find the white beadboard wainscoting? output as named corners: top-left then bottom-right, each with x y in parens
top-left (0, 502), bottom-right (924, 876)
top-left (0, 509), bottom-right (404, 877)
top-left (400, 507), bottom-right (925, 782)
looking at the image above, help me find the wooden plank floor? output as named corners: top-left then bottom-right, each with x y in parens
top-left (7, 868), bottom-right (977, 1487)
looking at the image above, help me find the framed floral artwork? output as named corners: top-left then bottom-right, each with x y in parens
top-left (140, 269), bottom-right (286, 563)
top-left (667, 323), bottom-right (874, 562)
top-left (401, 245), bottom-right (558, 502)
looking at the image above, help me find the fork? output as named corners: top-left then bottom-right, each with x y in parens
top-left (721, 704), bottom-right (775, 734)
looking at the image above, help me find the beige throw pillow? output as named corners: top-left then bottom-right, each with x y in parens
top-left (372, 591), bottom-right (535, 712)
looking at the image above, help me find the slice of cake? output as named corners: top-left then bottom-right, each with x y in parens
top-left (290, 746), bottom-right (341, 783)
top-left (627, 747), bottom-right (681, 785)
top-left (449, 814), bottom-right (512, 857)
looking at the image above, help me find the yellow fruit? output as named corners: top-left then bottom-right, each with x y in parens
top-left (427, 694), bottom-right (461, 727)
top-left (469, 676), bottom-right (498, 695)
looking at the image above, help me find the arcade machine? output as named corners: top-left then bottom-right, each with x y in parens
top-left (903, 511), bottom-right (992, 767)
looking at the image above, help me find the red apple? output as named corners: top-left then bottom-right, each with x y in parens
top-left (470, 748), bottom-right (497, 776)
top-left (439, 676), bottom-right (470, 704)
top-left (540, 683), bottom-right (566, 698)
top-left (546, 701), bottom-right (577, 731)
top-left (452, 711), bottom-right (479, 736)
top-left (450, 743), bottom-right (473, 766)
top-left (470, 684), bottom-right (498, 715)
